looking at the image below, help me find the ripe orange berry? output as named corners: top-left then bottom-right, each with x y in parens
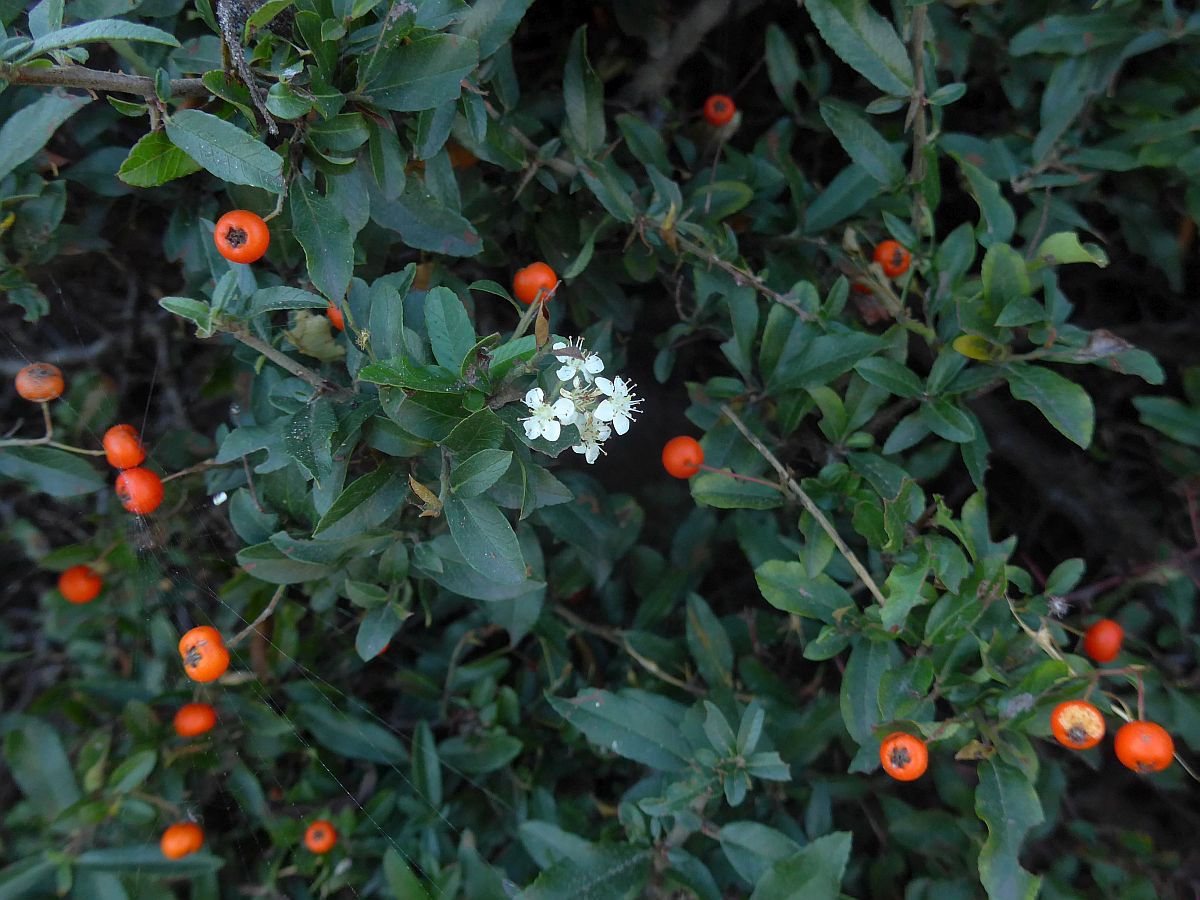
top-left (160, 822), bottom-right (204, 859)
top-left (304, 819), bottom-right (337, 854)
top-left (1082, 618), bottom-right (1123, 663)
top-left (213, 210), bottom-right (270, 264)
top-left (58, 565), bottom-right (102, 604)
top-left (14, 362), bottom-right (64, 402)
top-left (174, 703), bottom-right (218, 738)
top-left (102, 424), bottom-right (146, 469)
top-left (1050, 700), bottom-right (1105, 750)
top-left (326, 304), bottom-right (345, 331)
top-left (115, 467), bottom-right (164, 515)
top-left (512, 262), bottom-right (558, 305)
top-left (873, 240), bottom-right (911, 278)
top-left (662, 436), bottom-right (704, 479)
top-left (879, 732), bottom-right (928, 781)
top-left (703, 94), bottom-right (736, 128)
top-left (1114, 721), bottom-right (1174, 773)
top-left (178, 626), bottom-right (230, 683)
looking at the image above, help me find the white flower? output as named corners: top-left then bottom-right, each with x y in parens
top-left (554, 338), bottom-right (605, 383)
top-left (592, 376), bottom-right (641, 435)
top-left (571, 414), bottom-right (612, 464)
top-left (521, 387), bottom-right (575, 441)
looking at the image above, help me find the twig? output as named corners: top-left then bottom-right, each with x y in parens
top-left (227, 330), bottom-right (350, 397)
top-left (619, 0), bottom-right (734, 105)
top-left (672, 232), bottom-right (816, 321)
top-left (718, 403), bottom-right (889, 607)
top-left (0, 402), bottom-right (106, 455)
top-left (162, 458), bottom-right (220, 483)
top-left (227, 585), bottom-right (285, 648)
top-left (904, 6), bottom-right (929, 187)
top-left (4, 64), bottom-right (208, 98)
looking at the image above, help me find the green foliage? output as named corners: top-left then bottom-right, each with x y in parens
top-left (0, 1), bottom-right (1198, 898)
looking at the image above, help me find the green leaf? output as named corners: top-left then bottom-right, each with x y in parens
top-left (754, 561), bottom-right (853, 624)
top-left (690, 471), bottom-right (783, 510)
top-left (980, 243), bottom-right (1031, 322)
top-left (289, 175), bottom-right (354, 302)
top-left (804, 163), bottom-right (883, 234)
top-left (0, 855), bottom-right (56, 899)
top-left (615, 113), bottom-right (670, 174)
top-left (1005, 364), bottom-right (1095, 448)
top-left (975, 759), bottom-right (1044, 900)
top-left (22, 19), bottom-right (179, 59)
top-left (771, 331), bottom-right (885, 392)
top-left (359, 358), bottom-right (462, 393)
top-left (686, 596), bottom-right (733, 689)
top-left (249, 287), bottom-right (329, 314)
top-left (955, 157), bottom-right (1015, 246)
top-left (237, 542), bottom-right (332, 584)
top-left (0, 91), bottom-right (90, 182)
top-left (0, 446), bottom-right (105, 497)
top-left (1030, 232), bottom-right (1109, 270)
top-left (3, 719), bottom-right (81, 818)
top-left (105, 748), bottom-right (156, 793)
top-left (879, 562), bottom-right (930, 632)
top-left (749, 832), bottom-right (853, 900)
top-left (563, 26), bottom-right (605, 157)
top-left (159, 296), bottom-right (213, 337)
top-left (719, 822), bottom-right (802, 885)
top-left (451, 449), bottom-right (512, 497)
top-left (371, 178), bottom-right (483, 256)
top-left (355, 602), bottom-right (405, 661)
top-left (425, 286), bottom-right (476, 370)
top-left (165, 109), bottom-right (284, 193)
top-left (855, 356), bottom-right (924, 399)
top-left (765, 24), bottom-right (801, 114)
top-left (519, 822), bottom-right (594, 869)
top-left (521, 844), bottom-right (651, 900)
top-left (839, 639), bottom-right (898, 745)
top-left (361, 34), bottom-right (479, 111)
top-left (411, 720), bottom-right (443, 808)
top-left (1132, 396), bottom-right (1200, 447)
top-left (443, 408), bottom-right (505, 455)
top-left (805, 0), bottom-right (912, 96)
top-left (383, 849), bottom-right (431, 900)
top-left (919, 398), bottom-right (975, 443)
top-left (438, 730), bottom-right (522, 774)
top-left (453, 0), bottom-right (533, 59)
top-left (290, 693), bottom-right (407, 764)
top-left (547, 689), bottom-right (690, 771)
top-left (117, 130), bottom-right (202, 187)
top-left (445, 496), bottom-right (526, 583)
top-left (75, 846), bottom-right (223, 877)
top-left (282, 399), bottom-right (336, 483)
top-left (819, 101), bottom-right (904, 186)
top-left (313, 468), bottom-right (405, 538)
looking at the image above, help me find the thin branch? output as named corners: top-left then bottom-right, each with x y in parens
top-left (162, 458), bottom-right (220, 483)
top-left (228, 585), bottom-right (285, 649)
top-left (672, 232), bottom-right (816, 321)
top-left (0, 401), bottom-right (105, 454)
top-left (619, 0), bottom-right (734, 106)
top-left (718, 403), bottom-right (889, 607)
top-left (4, 64), bottom-right (209, 98)
top-left (227, 330), bottom-right (350, 397)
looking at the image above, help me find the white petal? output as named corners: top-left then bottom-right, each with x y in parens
top-left (552, 397), bottom-right (576, 421)
top-left (523, 387), bottom-right (544, 408)
top-left (523, 419), bottom-right (540, 439)
top-left (613, 414), bottom-right (630, 435)
top-left (553, 341), bottom-right (568, 352)
top-left (585, 445), bottom-right (600, 464)
top-left (584, 356), bottom-right (605, 374)
top-left (542, 419), bottom-right (561, 441)
top-left (594, 377), bottom-right (615, 396)
top-left (594, 399), bottom-right (615, 422)
top-left (572, 443), bottom-right (586, 454)
top-left (596, 423), bottom-right (612, 441)
top-left (556, 365), bottom-right (575, 381)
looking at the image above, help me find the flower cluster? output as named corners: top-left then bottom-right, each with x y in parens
top-left (520, 338), bottom-right (642, 464)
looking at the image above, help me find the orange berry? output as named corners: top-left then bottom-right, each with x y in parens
top-left (160, 822), bottom-right (204, 859)
top-left (326, 304), bottom-right (345, 331)
top-left (879, 732), bottom-right (928, 781)
top-left (178, 626), bottom-right (230, 683)
top-left (15, 363), bottom-right (64, 402)
top-left (58, 565), bottom-right (102, 604)
top-left (1114, 721), bottom-right (1174, 773)
top-left (662, 436), bottom-right (704, 479)
top-left (213, 210), bottom-right (270, 264)
top-left (115, 467), bottom-right (164, 514)
top-left (703, 94), bottom-right (736, 128)
top-left (173, 703), bottom-right (218, 738)
top-left (512, 262), bottom-right (558, 305)
top-left (1082, 618), bottom-right (1123, 663)
top-left (1050, 700), bottom-right (1105, 750)
top-left (304, 819), bottom-right (337, 854)
top-left (873, 240), bottom-right (911, 278)
top-left (102, 424), bottom-right (146, 469)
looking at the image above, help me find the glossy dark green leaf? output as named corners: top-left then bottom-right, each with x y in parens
top-left (0, 446), bottom-right (105, 497)
top-left (563, 26), bottom-right (605, 156)
top-left (117, 130), bottom-right (202, 187)
top-left (361, 34), bottom-right (479, 111)
top-left (165, 110), bottom-right (283, 193)
top-left (3, 718), bottom-right (80, 818)
top-left (754, 561), bottom-right (853, 624)
top-left (522, 844), bottom-right (651, 900)
top-left (289, 175), bottom-right (354, 302)
top-left (804, 0), bottom-right (912, 95)
top-left (445, 495), bottom-right (526, 583)
top-left (975, 759), bottom-right (1044, 900)
top-left (1005, 364), bottom-right (1095, 448)
top-left (547, 689), bottom-right (689, 771)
